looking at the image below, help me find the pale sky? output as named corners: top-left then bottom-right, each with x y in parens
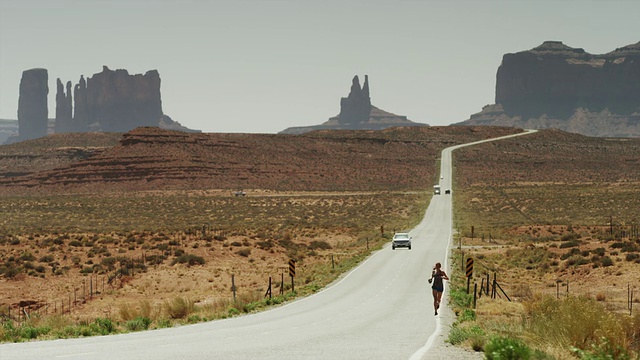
top-left (1, 0), bottom-right (639, 133)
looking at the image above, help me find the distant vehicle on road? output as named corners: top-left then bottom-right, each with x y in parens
top-left (445, 189), bottom-right (451, 194)
top-left (433, 185), bottom-right (441, 195)
top-left (392, 232), bottom-right (412, 250)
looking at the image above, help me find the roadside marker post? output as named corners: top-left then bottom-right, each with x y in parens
top-left (289, 259), bottom-right (296, 293)
top-left (466, 257), bottom-right (474, 294)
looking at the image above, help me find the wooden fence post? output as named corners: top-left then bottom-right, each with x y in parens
top-left (492, 272), bottom-right (497, 299)
top-left (485, 273), bottom-right (490, 295)
top-left (231, 274), bottom-right (236, 303)
top-left (264, 277), bottom-right (272, 299)
top-left (473, 283), bottom-right (478, 309)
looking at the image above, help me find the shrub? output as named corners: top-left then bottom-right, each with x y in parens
top-left (449, 288), bottom-right (473, 309)
top-left (256, 241), bottom-right (273, 250)
top-left (611, 241), bottom-right (639, 253)
top-left (235, 248), bottom-right (251, 257)
top-left (601, 256), bottom-right (614, 267)
top-left (125, 317), bottom-right (151, 331)
top-left (20, 325), bottom-right (50, 339)
top-left (94, 318), bottom-right (116, 334)
top-left (559, 239), bottom-right (581, 248)
top-left (561, 248), bottom-right (581, 260)
top-left (1, 265), bottom-right (23, 278)
top-left (187, 315), bottom-right (202, 323)
top-left (173, 248), bottom-right (185, 257)
top-left (309, 241), bottom-right (332, 250)
top-left (447, 324), bottom-right (484, 346)
top-left (19, 252), bottom-right (36, 261)
top-left (164, 297), bottom-right (194, 319)
top-left (156, 318), bottom-right (172, 329)
top-left (447, 325), bottom-right (469, 345)
top-left (69, 240), bottom-right (83, 247)
top-left (101, 257), bottom-right (117, 270)
top-left (565, 255), bottom-right (589, 267)
top-left (571, 337), bottom-right (632, 360)
top-left (227, 307), bottom-right (240, 317)
top-left (625, 253), bottom-right (640, 262)
top-left (171, 254), bottom-right (205, 266)
top-left (484, 336), bottom-right (531, 360)
top-left (459, 308), bottom-right (477, 322)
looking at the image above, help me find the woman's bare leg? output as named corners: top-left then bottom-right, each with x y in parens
top-left (432, 289), bottom-right (442, 314)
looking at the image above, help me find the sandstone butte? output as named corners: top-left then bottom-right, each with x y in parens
top-left (458, 40), bottom-right (640, 138)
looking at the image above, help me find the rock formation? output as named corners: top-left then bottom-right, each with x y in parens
top-left (48, 66), bottom-right (195, 136)
top-left (338, 75), bottom-right (372, 125)
top-left (17, 68), bottom-right (49, 141)
top-left (458, 41), bottom-right (640, 137)
top-left (61, 66), bottom-right (163, 132)
top-left (85, 66), bottom-right (163, 132)
top-left (280, 75), bottom-right (426, 134)
top-left (7, 66), bottom-right (197, 144)
top-left (54, 79), bottom-right (73, 133)
top-left (72, 75), bottom-right (90, 132)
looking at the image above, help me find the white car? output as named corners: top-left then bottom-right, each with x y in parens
top-left (392, 233), bottom-right (412, 250)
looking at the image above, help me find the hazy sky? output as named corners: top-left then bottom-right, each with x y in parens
top-left (1, 0), bottom-right (639, 133)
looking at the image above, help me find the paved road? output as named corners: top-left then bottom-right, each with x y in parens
top-left (0, 130), bottom-right (535, 360)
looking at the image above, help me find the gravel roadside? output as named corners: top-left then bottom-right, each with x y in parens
top-left (419, 294), bottom-right (484, 360)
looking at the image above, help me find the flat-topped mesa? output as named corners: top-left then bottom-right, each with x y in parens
top-left (52, 66), bottom-right (165, 134)
top-left (458, 40), bottom-right (640, 137)
top-left (79, 66), bottom-right (163, 132)
top-left (496, 40), bottom-right (640, 119)
top-left (17, 68), bottom-right (49, 141)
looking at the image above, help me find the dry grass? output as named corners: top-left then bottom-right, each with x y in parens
top-left (449, 129), bottom-right (640, 357)
top-left (0, 190), bottom-right (429, 341)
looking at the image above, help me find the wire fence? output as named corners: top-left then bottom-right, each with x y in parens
top-left (0, 226), bottom-right (232, 324)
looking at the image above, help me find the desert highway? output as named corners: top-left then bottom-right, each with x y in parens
top-left (0, 130), bottom-right (535, 360)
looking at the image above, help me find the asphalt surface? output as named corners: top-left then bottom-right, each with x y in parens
top-left (0, 130), bottom-right (535, 360)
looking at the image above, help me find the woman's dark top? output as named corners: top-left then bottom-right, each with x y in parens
top-left (432, 270), bottom-right (444, 292)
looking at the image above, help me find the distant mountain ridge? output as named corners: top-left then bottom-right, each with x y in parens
top-left (0, 119), bottom-right (18, 144)
top-left (280, 75), bottom-right (427, 134)
top-left (457, 41), bottom-right (640, 137)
